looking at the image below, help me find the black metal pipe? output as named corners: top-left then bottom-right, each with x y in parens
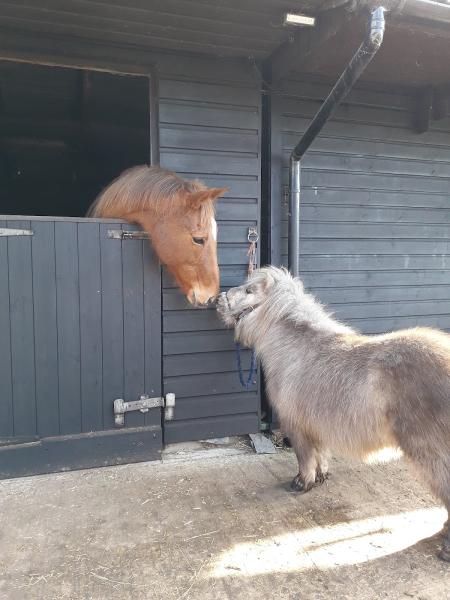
top-left (149, 68), bottom-right (160, 166)
top-left (392, 0), bottom-right (450, 25)
top-left (288, 158), bottom-right (301, 277)
top-left (348, 0), bottom-right (450, 25)
top-left (288, 6), bottom-right (386, 276)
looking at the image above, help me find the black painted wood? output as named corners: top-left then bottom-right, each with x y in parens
top-left (0, 426), bottom-right (162, 480)
top-left (32, 220), bottom-right (59, 437)
top-left (272, 77), bottom-right (450, 342)
top-left (0, 0), bottom-right (286, 59)
top-left (164, 372), bottom-right (257, 399)
top-left (143, 242), bottom-right (162, 427)
top-left (122, 224), bottom-right (146, 428)
top-left (7, 219), bottom-right (36, 437)
top-left (164, 413), bottom-right (259, 445)
top-left (78, 222), bottom-right (103, 432)
top-left (55, 221), bottom-right (82, 434)
top-left (0, 220), bottom-right (13, 437)
top-left (0, 52), bottom-right (262, 454)
top-left (170, 393), bottom-right (259, 420)
top-left (159, 65), bottom-right (262, 442)
top-left (0, 216), bottom-right (163, 475)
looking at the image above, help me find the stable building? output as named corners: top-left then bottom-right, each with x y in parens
top-left (0, 0), bottom-right (449, 477)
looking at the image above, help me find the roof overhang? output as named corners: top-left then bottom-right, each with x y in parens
top-left (268, 0), bottom-right (450, 86)
top-left (0, 1), bottom-right (449, 88)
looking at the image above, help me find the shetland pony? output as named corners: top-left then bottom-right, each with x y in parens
top-left (217, 266), bottom-right (450, 561)
top-left (88, 165), bottom-right (227, 306)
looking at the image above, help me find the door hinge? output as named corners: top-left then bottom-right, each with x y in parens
top-left (0, 228), bottom-right (33, 237)
top-left (107, 230), bottom-right (150, 240)
top-left (114, 393), bottom-right (176, 427)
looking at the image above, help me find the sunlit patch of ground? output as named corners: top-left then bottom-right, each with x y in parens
top-left (210, 507), bottom-right (447, 578)
top-left (365, 446), bottom-right (403, 464)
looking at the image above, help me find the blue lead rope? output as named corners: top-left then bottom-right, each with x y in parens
top-left (235, 342), bottom-right (257, 389)
top-left (234, 226), bottom-right (259, 389)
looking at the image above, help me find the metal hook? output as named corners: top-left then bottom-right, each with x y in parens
top-left (248, 227), bottom-right (259, 243)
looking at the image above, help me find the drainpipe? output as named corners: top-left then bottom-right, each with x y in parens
top-left (387, 0), bottom-right (450, 25)
top-left (288, 6), bottom-right (386, 276)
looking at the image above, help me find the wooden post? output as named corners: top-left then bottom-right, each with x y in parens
top-left (414, 86), bottom-right (433, 133)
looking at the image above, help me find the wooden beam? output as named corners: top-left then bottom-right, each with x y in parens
top-left (268, 6), bottom-right (353, 84)
top-left (0, 29), bottom-right (156, 77)
top-left (433, 84), bottom-right (450, 121)
top-left (414, 86), bottom-right (433, 133)
top-left (0, 116), bottom-right (147, 146)
top-left (73, 70), bottom-right (91, 127)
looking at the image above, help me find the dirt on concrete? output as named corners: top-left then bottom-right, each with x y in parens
top-left (0, 441), bottom-right (448, 600)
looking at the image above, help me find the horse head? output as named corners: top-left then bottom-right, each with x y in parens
top-left (88, 165), bottom-right (227, 306)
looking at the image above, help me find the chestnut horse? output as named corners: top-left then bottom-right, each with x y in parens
top-left (87, 165), bottom-right (227, 306)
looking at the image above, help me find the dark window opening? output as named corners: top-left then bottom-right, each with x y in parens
top-left (0, 61), bottom-right (150, 217)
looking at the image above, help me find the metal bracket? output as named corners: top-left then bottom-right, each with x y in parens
top-left (114, 393), bottom-right (176, 427)
top-left (0, 228), bottom-right (33, 237)
top-left (107, 230), bottom-right (150, 240)
top-left (164, 393), bottom-right (176, 422)
top-left (247, 227), bottom-right (259, 243)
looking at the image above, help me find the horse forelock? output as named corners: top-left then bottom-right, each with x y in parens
top-left (87, 165), bottom-right (215, 221)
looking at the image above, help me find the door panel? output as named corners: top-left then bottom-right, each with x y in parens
top-left (0, 216), bottom-right (162, 478)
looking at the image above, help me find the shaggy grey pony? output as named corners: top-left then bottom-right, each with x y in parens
top-left (217, 266), bottom-right (450, 561)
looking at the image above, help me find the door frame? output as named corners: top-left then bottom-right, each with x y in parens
top-left (0, 54), bottom-right (163, 479)
top-left (0, 50), bottom-right (160, 165)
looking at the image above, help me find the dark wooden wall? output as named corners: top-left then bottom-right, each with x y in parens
top-left (271, 77), bottom-right (450, 334)
top-left (0, 217), bottom-right (161, 441)
top-left (0, 51), bottom-right (262, 446)
top-left (0, 61), bottom-right (149, 216)
top-left (156, 54), bottom-right (261, 443)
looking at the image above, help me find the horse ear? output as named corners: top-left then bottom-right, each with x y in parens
top-left (187, 188), bottom-right (228, 208)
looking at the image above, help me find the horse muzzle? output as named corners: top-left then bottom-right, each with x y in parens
top-left (187, 288), bottom-right (218, 308)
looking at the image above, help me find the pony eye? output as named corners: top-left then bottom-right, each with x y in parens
top-left (193, 237), bottom-right (205, 246)
top-left (246, 287), bottom-right (252, 294)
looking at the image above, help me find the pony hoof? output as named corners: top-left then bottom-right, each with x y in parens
top-left (315, 470), bottom-right (329, 485)
top-left (290, 476), bottom-right (305, 492)
top-left (290, 476), bottom-right (312, 493)
top-left (438, 546), bottom-right (450, 563)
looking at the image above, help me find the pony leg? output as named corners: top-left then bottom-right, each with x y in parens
top-left (288, 431), bottom-right (318, 493)
top-left (436, 479), bottom-right (450, 562)
top-left (441, 520), bottom-right (450, 562)
top-left (315, 450), bottom-right (330, 484)
top-left (400, 442), bottom-right (450, 561)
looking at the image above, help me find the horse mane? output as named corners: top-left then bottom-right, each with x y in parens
top-left (87, 165), bottom-right (216, 222)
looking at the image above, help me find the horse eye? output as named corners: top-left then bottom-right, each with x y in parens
top-left (246, 287), bottom-right (252, 294)
top-left (193, 237), bottom-right (205, 246)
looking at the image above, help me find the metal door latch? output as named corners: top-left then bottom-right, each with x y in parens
top-left (107, 230), bottom-right (150, 240)
top-left (0, 228), bottom-right (33, 237)
top-left (114, 393), bottom-right (176, 427)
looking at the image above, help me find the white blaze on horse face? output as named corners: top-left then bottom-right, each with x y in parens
top-left (211, 217), bottom-right (217, 242)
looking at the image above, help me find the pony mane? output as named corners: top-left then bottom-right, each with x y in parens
top-left (244, 266), bottom-right (353, 337)
top-left (87, 165), bottom-right (215, 222)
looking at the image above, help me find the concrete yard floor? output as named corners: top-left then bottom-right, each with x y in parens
top-left (0, 442), bottom-right (449, 600)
